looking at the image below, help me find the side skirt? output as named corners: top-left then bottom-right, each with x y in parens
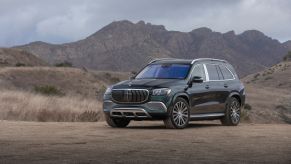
top-left (190, 113), bottom-right (225, 121)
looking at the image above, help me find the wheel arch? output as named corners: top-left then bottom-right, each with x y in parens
top-left (228, 92), bottom-right (242, 107)
top-left (172, 93), bottom-right (190, 105)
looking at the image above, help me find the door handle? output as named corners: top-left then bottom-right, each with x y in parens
top-left (224, 84), bottom-right (228, 88)
top-left (205, 85), bottom-right (210, 89)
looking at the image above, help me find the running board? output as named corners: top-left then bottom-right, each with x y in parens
top-left (190, 113), bottom-right (225, 118)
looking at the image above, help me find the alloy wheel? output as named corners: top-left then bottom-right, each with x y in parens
top-left (230, 100), bottom-right (240, 124)
top-left (172, 101), bottom-right (189, 127)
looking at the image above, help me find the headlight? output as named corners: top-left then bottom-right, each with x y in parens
top-left (104, 86), bottom-right (113, 95)
top-left (152, 88), bottom-right (171, 96)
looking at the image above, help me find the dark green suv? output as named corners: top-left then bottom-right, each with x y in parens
top-left (103, 58), bottom-right (245, 129)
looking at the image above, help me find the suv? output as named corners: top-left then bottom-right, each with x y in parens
top-left (103, 58), bottom-right (245, 129)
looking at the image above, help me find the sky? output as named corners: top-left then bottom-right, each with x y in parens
top-left (0, 0), bottom-right (291, 47)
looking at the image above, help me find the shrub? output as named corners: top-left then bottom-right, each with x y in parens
top-left (34, 85), bottom-right (64, 96)
top-left (264, 76), bottom-right (273, 81)
top-left (253, 73), bottom-right (260, 79)
top-left (244, 103), bottom-right (252, 110)
top-left (15, 63), bottom-right (26, 67)
top-left (55, 61), bottom-right (73, 67)
top-left (283, 51), bottom-right (291, 61)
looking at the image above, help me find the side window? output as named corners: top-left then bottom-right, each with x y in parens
top-left (192, 64), bottom-right (206, 81)
top-left (219, 65), bottom-right (234, 80)
top-left (206, 64), bottom-right (220, 80)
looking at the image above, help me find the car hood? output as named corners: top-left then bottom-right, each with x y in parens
top-left (112, 79), bottom-right (186, 89)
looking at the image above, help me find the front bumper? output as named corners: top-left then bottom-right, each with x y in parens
top-left (103, 100), bottom-right (168, 120)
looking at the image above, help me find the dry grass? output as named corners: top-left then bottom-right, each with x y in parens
top-left (0, 90), bottom-right (103, 122)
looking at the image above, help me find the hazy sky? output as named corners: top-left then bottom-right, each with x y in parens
top-left (1, 0), bottom-right (291, 47)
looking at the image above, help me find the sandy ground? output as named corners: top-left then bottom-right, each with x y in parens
top-left (0, 121), bottom-right (290, 164)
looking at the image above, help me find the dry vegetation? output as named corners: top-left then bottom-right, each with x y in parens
top-left (242, 61), bottom-right (291, 124)
top-left (0, 89), bottom-right (103, 122)
top-left (0, 66), bottom-right (129, 122)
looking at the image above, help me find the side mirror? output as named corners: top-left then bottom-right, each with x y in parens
top-left (188, 76), bottom-right (203, 87)
top-left (192, 76), bottom-right (203, 83)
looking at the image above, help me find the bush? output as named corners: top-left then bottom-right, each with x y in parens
top-left (15, 63), bottom-right (26, 67)
top-left (55, 61), bottom-right (73, 67)
top-left (34, 85), bottom-right (64, 96)
top-left (283, 51), bottom-right (291, 61)
top-left (244, 103), bottom-right (252, 110)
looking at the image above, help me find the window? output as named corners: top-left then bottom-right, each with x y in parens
top-left (135, 64), bottom-right (191, 79)
top-left (206, 64), bottom-right (220, 80)
top-left (191, 64), bottom-right (206, 81)
top-left (219, 65), bottom-right (234, 80)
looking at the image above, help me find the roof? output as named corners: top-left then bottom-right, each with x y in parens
top-left (149, 58), bottom-right (227, 64)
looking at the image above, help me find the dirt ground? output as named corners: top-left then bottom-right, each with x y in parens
top-left (0, 121), bottom-right (290, 164)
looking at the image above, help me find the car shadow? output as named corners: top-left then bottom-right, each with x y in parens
top-left (126, 122), bottom-right (221, 130)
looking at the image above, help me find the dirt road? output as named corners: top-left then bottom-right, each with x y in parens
top-left (0, 121), bottom-right (290, 164)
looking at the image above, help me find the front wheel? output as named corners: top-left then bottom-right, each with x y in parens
top-left (105, 114), bottom-right (130, 128)
top-left (221, 97), bottom-right (241, 126)
top-left (164, 97), bottom-right (190, 129)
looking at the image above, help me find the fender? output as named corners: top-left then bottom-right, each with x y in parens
top-left (172, 92), bottom-right (190, 106)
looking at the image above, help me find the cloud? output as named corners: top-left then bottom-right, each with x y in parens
top-left (0, 0), bottom-right (290, 47)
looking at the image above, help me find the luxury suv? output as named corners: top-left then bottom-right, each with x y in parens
top-left (103, 58), bottom-right (245, 129)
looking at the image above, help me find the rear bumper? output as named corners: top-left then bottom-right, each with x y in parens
top-left (103, 100), bottom-right (168, 120)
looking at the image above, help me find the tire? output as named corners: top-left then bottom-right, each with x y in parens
top-left (163, 97), bottom-right (190, 129)
top-left (105, 114), bottom-right (130, 128)
top-left (221, 97), bottom-right (241, 126)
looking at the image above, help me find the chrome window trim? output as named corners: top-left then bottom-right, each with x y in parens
top-left (203, 64), bottom-right (209, 82)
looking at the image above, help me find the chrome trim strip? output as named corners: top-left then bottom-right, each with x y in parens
top-left (103, 100), bottom-right (113, 103)
top-left (111, 89), bottom-right (149, 104)
top-left (110, 108), bottom-right (151, 118)
top-left (190, 113), bottom-right (225, 118)
top-left (147, 101), bottom-right (167, 112)
top-left (203, 64), bottom-right (209, 82)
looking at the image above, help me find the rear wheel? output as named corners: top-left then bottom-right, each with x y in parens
top-left (164, 97), bottom-right (190, 129)
top-left (221, 97), bottom-right (241, 126)
top-left (105, 114), bottom-right (130, 128)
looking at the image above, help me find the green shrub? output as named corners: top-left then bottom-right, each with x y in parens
top-left (244, 103), bottom-right (252, 110)
top-left (55, 61), bottom-right (73, 67)
top-left (15, 63), bottom-right (26, 67)
top-left (34, 85), bottom-right (64, 96)
top-left (283, 51), bottom-right (291, 61)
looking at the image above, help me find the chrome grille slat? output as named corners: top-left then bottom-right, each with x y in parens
top-left (112, 89), bottom-right (149, 103)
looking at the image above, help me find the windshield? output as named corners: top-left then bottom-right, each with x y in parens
top-left (135, 63), bottom-right (191, 79)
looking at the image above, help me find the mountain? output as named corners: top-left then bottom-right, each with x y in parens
top-left (0, 48), bottom-right (47, 67)
top-left (283, 40), bottom-right (291, 51)
top-left (16, 20), bottom-right (289, 77)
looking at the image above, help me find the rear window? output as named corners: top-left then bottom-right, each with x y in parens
top-left (219, 65), bottom-right (234, 80)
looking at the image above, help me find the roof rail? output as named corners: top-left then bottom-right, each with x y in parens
top-left (191, 58), bottom-right (227, 64)
top-left (148, 58), bottom-right (179, 64)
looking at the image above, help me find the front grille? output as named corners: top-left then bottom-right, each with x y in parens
top-left (111, 89), bottom-right (149, 103)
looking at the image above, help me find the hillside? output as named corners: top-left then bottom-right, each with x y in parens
top-left (16, 20), bottom-right (289, 77)
top-left (0, 48), bottom-right (47, 67)
top-left (243, 61), bottom-right (291, 124)
top-left (0, 67), bottom-right (128, 99)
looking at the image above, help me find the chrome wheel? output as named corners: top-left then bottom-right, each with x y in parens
top-left (172, 101), bottom-right (189, 127)
top-left (230, 100), bottom-right (240, 124)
